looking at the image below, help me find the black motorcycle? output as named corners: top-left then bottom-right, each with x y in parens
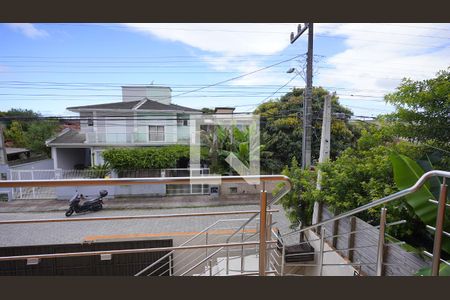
top-left (65, 190), bottom-right (108, 217)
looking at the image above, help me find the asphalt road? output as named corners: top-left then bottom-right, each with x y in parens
top-left (0, 205), bottom-right (295, 247)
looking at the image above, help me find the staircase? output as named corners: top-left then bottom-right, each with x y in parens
top-left (135, 170), bottom-right (449, 276)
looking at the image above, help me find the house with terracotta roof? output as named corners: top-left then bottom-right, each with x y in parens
top-left (46, 86), bottom-right (202, 170)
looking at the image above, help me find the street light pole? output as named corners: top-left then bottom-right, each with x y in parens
top-left (290, 23), bottom-right (314, 170)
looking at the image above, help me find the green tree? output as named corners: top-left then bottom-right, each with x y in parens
top-left (23, 120), bottom-right (59, 155)
top-left (1, 108), bottom-right (41, 131)
top-left (4, 121), bottom-right (26, 147)
top-left (286, 125), bottom-right (431, 245)
top-left (201, 125), bottom-right (266, 175)
top-left (278, 157), bottom-right (319, 227)
top-left (384, 69), bottom-right (450, 155)
top-left (255, 87), bottom-right (355, 173)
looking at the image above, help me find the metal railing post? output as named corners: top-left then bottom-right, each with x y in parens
top-left (431, 178), bottom-right (447, 276)
top-left (205, 232), bottom-right (208, 259)
top-left (266, 207), bottom-right (272, 271)
top-left (208, 259), bottom-right (213, 276)
top-left (319, 227), bottom-right (325, 276)
top-left (259, 186), bottom-right (268, 276)
top-left (376, 207), bottom-right (387, 276)
top-left (240, 224), bottom-right (245, 274)
top-left (169, 255), bottom-right (173, 276)
top-left (280, 244), bottom-right (286, 276)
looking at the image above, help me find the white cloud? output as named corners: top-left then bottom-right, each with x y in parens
top-left (310, 23), bottom-right (450, 116)
top-left (121, 23), bottom-right (450, 115)
top-left (7, 23), bottom-right (49, 39)
top-left (122, 23), bottom-right (297, 55)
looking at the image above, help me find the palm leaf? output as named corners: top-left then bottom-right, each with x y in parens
top-left (416, 262), bottom-right (450, 276)
top-left (390, 152), bottom-right (450, 254)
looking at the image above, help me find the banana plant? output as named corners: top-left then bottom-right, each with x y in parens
top-left (390, 152), bottom-right (450, 276)
top-left (390, 152), bottom-right (450, 254)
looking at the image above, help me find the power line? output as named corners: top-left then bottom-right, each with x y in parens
top-left (37, 23), bottom-right (450, 40)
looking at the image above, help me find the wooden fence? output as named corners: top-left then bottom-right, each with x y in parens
top-left (319, 206), bottom-right (430, 276)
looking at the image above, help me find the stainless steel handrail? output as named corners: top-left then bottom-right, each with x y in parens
top-left (0, 209), bottom-right (279, 225)
top-left (0, 241), bottom-right (277, 262)
top-left (279, 170), bottom-right (449, 276)
top-left (134, 218), bottom-right (254, 276)
top-left (282, 170), bottom-right (450, 238)
top-left (0, 174), bottom-right (291, 188)
top-left (224, 181), bottom-right (292, 274)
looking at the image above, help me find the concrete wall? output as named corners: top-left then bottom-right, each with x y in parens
top-left (220, 182), bottom-right (278, 195)
top-left (55, 184), bottom-right (166, 200)
top-left (56, 185), bottom-right (115, 200)
top-left (115, 184), bottom-right (166, 198)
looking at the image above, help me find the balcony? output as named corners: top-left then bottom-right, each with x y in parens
top-left (85, 131), bottom-right (190, 145)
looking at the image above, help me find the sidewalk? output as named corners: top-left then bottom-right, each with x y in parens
top-left (0, 194), bottom-right (261, 213)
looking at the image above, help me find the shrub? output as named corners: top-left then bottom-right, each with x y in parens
top-left (102, 145), bottom-right (191, 172)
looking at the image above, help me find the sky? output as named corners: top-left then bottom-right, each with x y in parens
top-left (0, 23), bottom-right (449, 118)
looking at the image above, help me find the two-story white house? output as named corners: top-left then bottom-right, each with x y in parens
top-left (46, 86), bottom-right (202, 170)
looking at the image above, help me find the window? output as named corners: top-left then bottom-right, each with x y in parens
top-left (87, 118), bottom-right (94, 126)
top-left (149, 125), bottom-right (165, 141)
top-left (229, 187), bottom-right (238, 194)
top-left (177, 119), bottom-right (188, 126)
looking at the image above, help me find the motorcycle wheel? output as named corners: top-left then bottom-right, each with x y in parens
top-left (93, 204), bottom-right (103, 211)
top-left (65, 208), bottom-right (74, 217)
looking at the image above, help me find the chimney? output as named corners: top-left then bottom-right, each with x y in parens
top-left (214, 107), bottom-right (235, 114)
top-left (122, 86), bottom-right (172, 105)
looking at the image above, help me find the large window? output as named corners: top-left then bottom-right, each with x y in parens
top-left (149, 125), bottom-right (165, 142)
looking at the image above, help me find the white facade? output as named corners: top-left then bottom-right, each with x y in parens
top-left (47, 85), bottom-right (201, 169)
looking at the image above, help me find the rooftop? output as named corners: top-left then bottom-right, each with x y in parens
top-left (67, 98), bottom-right (201, 112)
top-left (46, 129), bottom-right (86, 146)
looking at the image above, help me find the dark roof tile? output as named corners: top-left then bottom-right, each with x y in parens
top-left (67, 98), bottom-right (200, 112)
top-left (48, 129), bottom-right (86, 145)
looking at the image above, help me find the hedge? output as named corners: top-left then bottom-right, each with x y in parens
top-left (102, 145), bottom-right (190, 171)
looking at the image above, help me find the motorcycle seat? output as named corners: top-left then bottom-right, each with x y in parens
top-left (83, 198), bottom-right (100, 204)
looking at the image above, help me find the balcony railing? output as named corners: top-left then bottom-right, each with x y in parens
top-left (85, 132), bottom-right (190, 145)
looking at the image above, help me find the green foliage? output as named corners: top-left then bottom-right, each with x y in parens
top-left (0, 108), bottom-right (41, 131)
top-left (102, 145), bottom-right (191, 172)
top-left (390, 152), bottom-right (450, 254)
top-left (385, 69), bottom-right (450, 153)
top-left (416, 262), bottom-right (450, 276)
top-left (23, 120), bottom-right (59, 155)
top-left (255, 87), bottom-right (356, 173)
top-left (2, 109), bottom-right (58, 156)
top-left (4, 121), bottom-right (26, 147)
top-left (87, 162), bottom-right (111, 178)
top-left (307, 127), bottom-right (427, 242)
top-left (277, 157), bottom-right (319, 226)
top-left (201, 125), bottom-right (265, 175)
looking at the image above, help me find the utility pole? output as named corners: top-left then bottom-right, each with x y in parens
top-left (290, 23), bottom-right (313, 170)
top-left (312, 93), bottom-right (333, 225)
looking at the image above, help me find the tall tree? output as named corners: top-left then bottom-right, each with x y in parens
top-left (255, 87), bottom-right (355, 173)
top-left (384, 69), bottom-right (450, 153)
top-left (4, 121), bottom-right (26, 147)
top-left (23, 120), bottom-right (59, 155)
